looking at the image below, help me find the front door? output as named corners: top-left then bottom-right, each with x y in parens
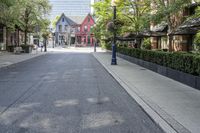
top-left (87, 36), bottom-right (90, 46)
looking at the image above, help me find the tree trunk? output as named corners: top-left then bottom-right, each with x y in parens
top-left (24, 30), bottom-right (27, 45)
top-left (167, 15), bottom-right (173, 52)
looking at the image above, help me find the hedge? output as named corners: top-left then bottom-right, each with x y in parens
top-left (114, 46), bottom-right (200, 76)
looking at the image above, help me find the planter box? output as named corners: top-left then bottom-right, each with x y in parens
top-left (21, 45), bottom-right (32, 53)
top-left (7, 46), bottom-right (15, 52)
top-left (195, 77), bottom-right (200, 90)
top-left (157, 65), bottom-right (167, 76)
top-left (117, 53), bottom-right (200, 90)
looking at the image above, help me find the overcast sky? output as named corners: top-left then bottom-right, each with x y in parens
top-left (48, 0), bottom-right (91, 21)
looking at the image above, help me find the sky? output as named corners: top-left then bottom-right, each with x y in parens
top-left (48, 0), bottom-right (92, 21)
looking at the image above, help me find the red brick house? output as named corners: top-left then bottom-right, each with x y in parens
top-left (75, 14), bottom-right (95, 46)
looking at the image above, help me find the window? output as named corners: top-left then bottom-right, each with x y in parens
top-left (65, 25), bottom-right (68, 31)
top-left (59, 25), bottom-right (62, 32)
top-left (62, 18), bottom-right (65, 22)
top-left (77, 27), bottom-right (80, 32)
top-left (84, 36), bottom-right (86, 43)
top-left (88, 36), bottom-right (90, 45)
top-left (0, 26), bottom-right (3, 43)
top-left (84, 25), bottom-right (88, 32)
top-left (88, 17), bottom-right (90, 23)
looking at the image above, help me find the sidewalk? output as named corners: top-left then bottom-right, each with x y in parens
top-left (93, 52), bottom-right (200, 133)
top-left (0, 50), bottom-right (47, 69)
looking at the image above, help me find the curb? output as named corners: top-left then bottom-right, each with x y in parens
top-left (93, 53), bottom-right (191, 133)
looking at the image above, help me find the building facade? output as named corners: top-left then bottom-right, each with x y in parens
top-left (0, 25), bottom-right (6, 51)
top-left (150, 0), bottom-right (200, 52)
top-left (0, 24), bottom-right (25, 52)
top-left (55, 13), bottom-right (77, 46)
top-left (75, 14), bottom-right (95, 46)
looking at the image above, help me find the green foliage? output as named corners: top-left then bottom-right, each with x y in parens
top-left (92, 0), bottom-right (151, 44)
top-left (121, 0), bottom-right (151, 33)
top-left (0, 0), bottom-right (18, 30)
top-left (16, 0), bottom-right (51, 45)
top-left (92, 0), bottom-right (113, 41)
top-left (102, 43), bottom-right (112, 50)
top-left (112, 46), bottom-right (200, 76)
top-left (42, 30), bottom-right (50, 39)
top-left (52, 15), bottom-right (60, 29)
top-left (194, 31), bottom-right (200, 51)
top-left (150, 0), bottom-right (191, 30)
top-left (142, 38), bottom-right (151, 50)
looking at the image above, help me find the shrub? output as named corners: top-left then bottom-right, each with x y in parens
top-left (194, 31), bottom-right (200, 51)
top-left (142, 38), bottom-right (151, 50)
top-left (116, 46), bottom-right (200, 76)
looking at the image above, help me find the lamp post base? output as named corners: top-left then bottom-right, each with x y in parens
top-left (111, 58), bottom-right (117, 65)
top-left (111, 43), bottom-right (117, 65)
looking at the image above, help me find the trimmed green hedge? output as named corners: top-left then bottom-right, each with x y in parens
top-left (116, 46), bottom-right (200, 76)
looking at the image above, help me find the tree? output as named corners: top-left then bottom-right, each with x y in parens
top-left (92, 0), bottom-right (151, 47)
top-left (121, 0), bottom-right (151, 34)
top-left (52, 15), bottom-right (60, 29)
top-left (0, 0), bottom-right (19, 29)
top-left (92, 0), bottom-right (113, 42)
top-left (17, 0), bottom-right (51, 45)
top-left (150, 0), bottom-right (191, 51)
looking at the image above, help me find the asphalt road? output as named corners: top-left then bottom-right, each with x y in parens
top-left (0, 53), bottom-right (164, 133)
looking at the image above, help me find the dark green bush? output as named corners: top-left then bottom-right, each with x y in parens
top-left (116, 47), bottom-right (200, 76)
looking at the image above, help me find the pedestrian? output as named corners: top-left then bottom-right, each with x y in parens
top-left (40, 42), bottom-right (43, 52)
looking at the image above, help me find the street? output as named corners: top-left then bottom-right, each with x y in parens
top-left (0, 52), bottom-right (164, 133)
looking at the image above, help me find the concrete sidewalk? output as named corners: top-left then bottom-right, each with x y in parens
top-left (0, 50), bottom-right (47, 69)
top-left (93, 52), bottom-right (200, 133)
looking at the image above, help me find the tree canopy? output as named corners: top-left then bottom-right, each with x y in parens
top-left (0, 0), bottom-right (51, 45)
top-left (93, 0), bottom-right (196, 50)
top-left (0, 0), bottom-right (18, 29)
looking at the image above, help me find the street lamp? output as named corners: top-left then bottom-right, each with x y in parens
top-left (111, 0), bottom-right (117, 65)
top-left (93, 24), bottom-right (97, 52)
top-left (52, 33), bottom-right (55, 48)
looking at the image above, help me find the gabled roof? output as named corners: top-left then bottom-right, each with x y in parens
top-left (179, 18), bottom-right (200, 29)
top-left (68, 16), bottom-right (85, 25)
top-left (171, 18), bottom-right (200, 35)
top-left (81, 13), bottom-right (95, 25)
top-left (122, 30), bottom-right (166, 39)
top-left (56, 13), bottom-right (77, 26)
top-left (151, 22), bottom-right (168, 32)
top-left (55, 13), bottom-right (94, 26)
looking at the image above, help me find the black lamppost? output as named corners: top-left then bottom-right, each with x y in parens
top-left (111, 0), bottom-right (117, 65)
top-left (93, 24), bottom-right (96, 52)
top-left (94, 39), bottom-right (97, 52)
top-left (52, 34), bottom-right (55, 48)
top-left (52, 32), bottom-right (55, 48)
